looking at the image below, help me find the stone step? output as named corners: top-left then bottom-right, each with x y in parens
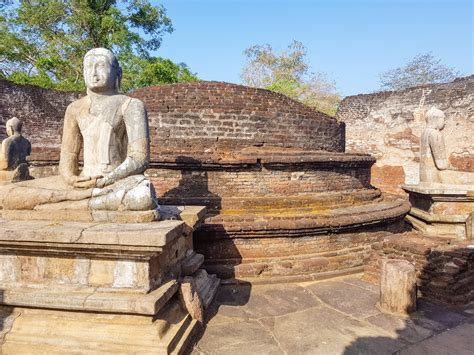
top-left (0, 280), bottom-right (178, 315)
top-left (181, 252), bottom-right (205, 276)
top-left (0, 299), bottom-right (198, 354)
top-left (193, 269), bottom-right (220, 308)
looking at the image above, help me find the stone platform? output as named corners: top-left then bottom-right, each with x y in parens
top-left (191, 275), bottom-right (474, 354)
top-left (0, 206), bottom-right (219, 354)
top-left (403, 184), bottom-right (474, 240)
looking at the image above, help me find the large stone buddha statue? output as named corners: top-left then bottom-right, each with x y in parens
top-left (0, 48), bottom-right (157, 212)
top-left (419, 106), bottom-right (474, 186)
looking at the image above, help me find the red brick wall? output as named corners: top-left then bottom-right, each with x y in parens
top-left (0, 80), bottom-right (83, 162)
top-left (131, 81), bottom-right (345, 158)
top-left (149, 162), bottom-right (373, 210)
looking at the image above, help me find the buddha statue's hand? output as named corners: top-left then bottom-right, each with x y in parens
top-left (95, 176), bottom-right (116, 188)
top-left (95, 178), bottom-right (107, 189)
top-left (72, 175), bottom-right (102, 189)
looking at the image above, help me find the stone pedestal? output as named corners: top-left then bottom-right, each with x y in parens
top-left (0, 206), bottom-right (219, 354)
top-left (403, 184), bottom-right (474, 240)
top-left (379, 259), bottom-right (417, 315)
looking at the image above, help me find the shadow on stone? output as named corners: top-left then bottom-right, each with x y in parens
top-left (0, 290), bottom-right (15, 344)
top-left (343, 245), bottom-right (474, 354)
top-left (160, 156), bottom-right (222, 216)
top-left (159, 156), bottom-right (244, 280)
top-left (187, 281), bottom-right (252, 354)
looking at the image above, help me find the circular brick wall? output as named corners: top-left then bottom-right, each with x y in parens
top-left (131, 81), bottom-right (345, 160)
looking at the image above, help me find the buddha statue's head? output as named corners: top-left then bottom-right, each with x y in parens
top-left (83, 48), bottom-right (122, 93)
top-left (426, 107), bottom-right (446, 131)
top-left (5, 117), bottom-right (22, 137)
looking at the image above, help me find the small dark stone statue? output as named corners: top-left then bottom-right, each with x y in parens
top-left (0, 117), bottom-right (32, 183)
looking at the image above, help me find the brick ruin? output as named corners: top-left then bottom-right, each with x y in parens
top-left (336, 76), bottom-right (474, 194)
top-left (1, 78), bottom-right (472, 304)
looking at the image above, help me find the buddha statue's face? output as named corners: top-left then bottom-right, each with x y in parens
top-left (6, 118), bottom-right (21, 137)
top-left (83, 53), bottom-right (118, 93)
top-left (426, 107), bottom-right (446, 131)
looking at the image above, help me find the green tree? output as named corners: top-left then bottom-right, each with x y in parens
top-left (0, 0), bottom-right (197, 91)
top-left (241, 41), bottom-right (340, 116)
top-left (379, 53), bottom-right (460, 91)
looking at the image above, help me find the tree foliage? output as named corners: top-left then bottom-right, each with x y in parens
top-left (0, 0), bottom-right (197, 91)
top-left (379, 53), bottom-right (460, 91)
top-left (241, 40), bottom-right (340, 116)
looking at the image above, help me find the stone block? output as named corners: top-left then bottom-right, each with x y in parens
top-left (0, 255), bottom-right (19, 282)
top-left (44, 257), bottom-right (76, 283)
top-left (379, 259), bottom-right (417, 315)
top-left (88, 259), bottom-right (115, 287)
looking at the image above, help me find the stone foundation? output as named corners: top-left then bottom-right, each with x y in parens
top-left (0, 206), bottom-right (219, 353)
top-left (403, 184), bottom-right (474, 240)
top-left (365, 232), bottom-right (474, 305)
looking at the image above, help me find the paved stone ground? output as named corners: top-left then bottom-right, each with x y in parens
top-left (191, 276), bottom-right (474, 355)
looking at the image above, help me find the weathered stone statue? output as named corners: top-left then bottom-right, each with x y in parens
top-left (404, 106), bottom-right (474, 240)
top-left (0, 49), bottom-right (217, 353)
top-left (420, 106), bottom-right (474, 185)
top-left (0, 117), bottom-right (32, 183)
top-left (0, 48), bottom-right (157, 212)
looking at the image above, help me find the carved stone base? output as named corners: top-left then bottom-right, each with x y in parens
top-left (0, 302), bottom-right (199, 354)
top-left (0, 206), bottom-right (219, 354)
top-left (403, 184), bottom-right (474, 240)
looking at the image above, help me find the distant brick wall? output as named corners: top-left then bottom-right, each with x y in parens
top-left (336, 76), bottom-right (474, 194)
top-left (0, 80), bottom-right (82, 162)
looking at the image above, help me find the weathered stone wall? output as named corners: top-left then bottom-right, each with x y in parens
top-left (336, 76), bottom-right (474, 194)
top-left (365, 232), bottom-right (474, 305)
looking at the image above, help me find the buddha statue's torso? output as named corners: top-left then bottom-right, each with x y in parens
top-left (3, 135), bottom-right (31, 170)
top-left (71, 95), bottom-right (131, 177)
top-left (419, 128), bottom-right (442, 183)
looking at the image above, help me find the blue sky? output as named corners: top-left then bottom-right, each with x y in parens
top-left (156, 0), bottom-right (473, 96)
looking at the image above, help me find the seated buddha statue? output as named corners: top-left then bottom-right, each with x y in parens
top-left (0, 117), bottom-right (32, 183)
top-left (0, 48), bottom-right (157, 211)
top-left (419, 106), bottom-right (474, 186)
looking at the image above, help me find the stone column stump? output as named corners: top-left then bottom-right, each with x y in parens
top-left (379, 259), bottom-right (417, 315)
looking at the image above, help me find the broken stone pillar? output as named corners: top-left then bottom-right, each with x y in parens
top-left (379, 259), bottom-right (417, 315)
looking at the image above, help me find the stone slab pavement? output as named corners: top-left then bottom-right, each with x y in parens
top-left (191, 275), bottom-right (474, 355)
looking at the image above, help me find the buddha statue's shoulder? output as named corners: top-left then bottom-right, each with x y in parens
top-left (117, 95), bottom-right (147, 114)
top-left (66, 96), bottom-right (90, 114)
top-left (118, 95), bottom-right (145, 105)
